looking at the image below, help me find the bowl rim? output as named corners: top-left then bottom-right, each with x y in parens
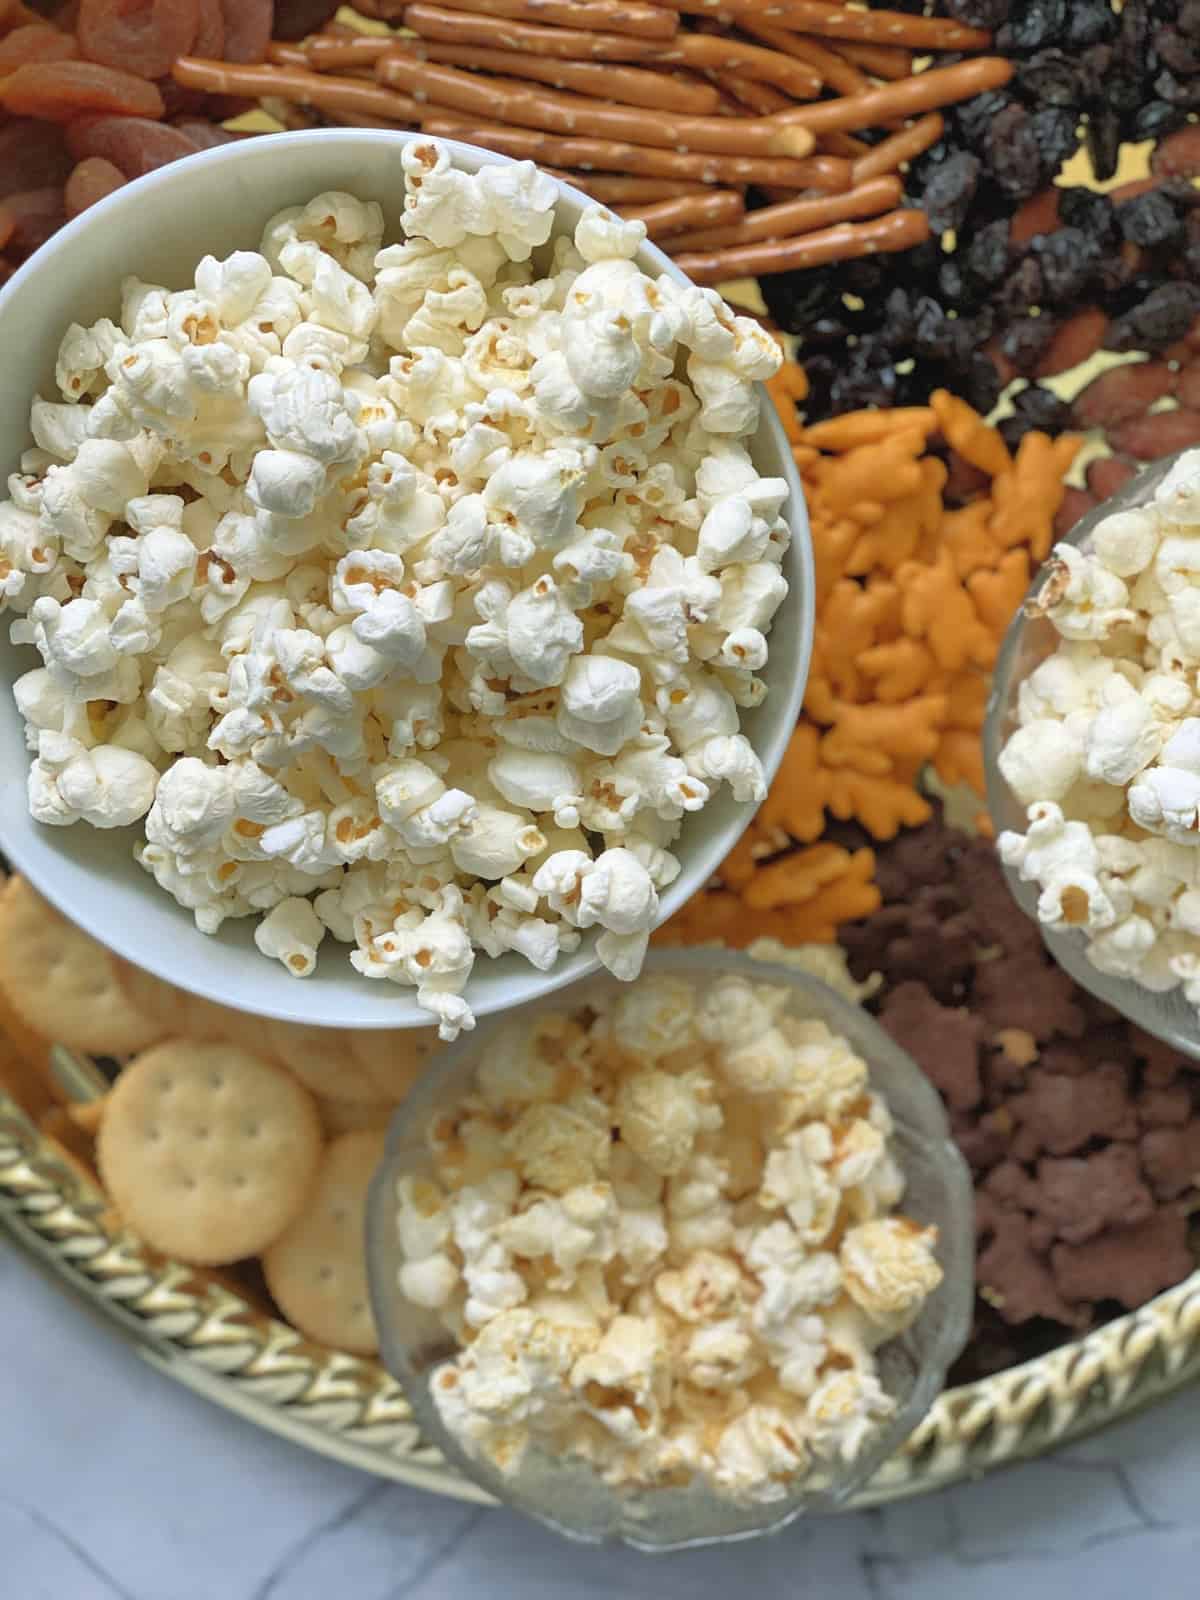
top-left (0, 128), bottom-right (815, 1031)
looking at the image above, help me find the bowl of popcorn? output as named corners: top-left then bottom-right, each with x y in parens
top-left (365, 951), bottom-right (974, 1548)
top-left (984, 448), bottom-right (1200, 1058)
top-left (0, 129), bottom-right (813, 1037)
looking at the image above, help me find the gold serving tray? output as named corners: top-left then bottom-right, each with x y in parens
top-left (6, 1082), bottom-right (1200, 1510)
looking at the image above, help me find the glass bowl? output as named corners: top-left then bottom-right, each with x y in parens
top-left (983, 449), bottom-right (1200, 1058)
top-left (365, 949), bottom-right (974, 1550)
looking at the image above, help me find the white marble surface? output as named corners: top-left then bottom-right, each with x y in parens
top-left (3, 1242), bottom-right (1199, 1600)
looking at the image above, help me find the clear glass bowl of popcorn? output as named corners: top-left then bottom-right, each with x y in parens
top-left (365, 950), bottom-right (974, 1550)
top-left (983, 448), bottom-right (1200, 1058)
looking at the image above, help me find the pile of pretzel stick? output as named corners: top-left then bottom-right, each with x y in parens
top-left (171, 1), bottom-right (1014, 282)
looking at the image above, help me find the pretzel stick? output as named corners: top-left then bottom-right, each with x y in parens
top-left (666, 172), bottom-right (899, 249)
top-left (832, 39), bottom-right (914, 80)
top-left (778, 56), bottom-right (1014, 134)
top-left (378, 51), bottom-right (816, 155)
top-left (401, 6), bottom-right (821, 95)
top-left (616, 188), bottom-right (744, 237)
top-left (391, 0), bottom-right (679, 37)
top-left (173, 58), bottom-right (422, 122)
top-left (304, 36), bottom-right (393, 67)
top-left (404, 4), bottom-right (663, 56)
top-left (320, 108), bottom-right (402, 128)
top-left (309, 35), bottom-right (722, 113)
top-left (851, 112), bottom-right (942, 182)
top-left (821, 129), bottom-right (871, 158)
top-left (416, 115), bottom-right (836, 184)
top-left (738, 22), bottom-right (869, 93)
top-left (639, 0), bottom-right (991, 49)
top-left (267, 42), bottom-right (311, 68)
top-left (350, 37), bottom-right (723, 112)
top-left (542, 170), bottom-right (712, 199)
top-left (674, 206), bottom-right (930, 284)
top-left (721, 74), bottom-right (793, 114)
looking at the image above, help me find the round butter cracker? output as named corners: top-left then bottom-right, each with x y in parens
top-left (0, 877), bottom-right (163, 1057)
top-left (97, 1040), bottom-right (323, 1265)
top-left (266, 1018), bottom-right (382, 1104)
top-left (263, 1130), bottom-right (386, 1356)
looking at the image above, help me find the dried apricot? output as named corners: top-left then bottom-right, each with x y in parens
top-left (0, 24), bottom-right (79, 64)
top-left (0, 59), bottom-right (164, 118)
top-left (67, 113), bottom-right (195, 174)
top-left (0, 118), bottom-right (73, 197)
top-left (3, 186), bottom-right (66, 255)
top-left (219, 0), bottom-right (270, 63)
top-left (77, 0), bottom-right (197, 81)
top-left (64, 153), bottom-right (126, 215)
top-left (190, 0), bottom-right (222, 55)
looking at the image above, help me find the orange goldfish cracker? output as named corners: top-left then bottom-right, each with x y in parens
top-left (857, 637), bottom-right (937, 702)
top-left (717, 821), bottom-right (768, 890)
top-left (896, 547), bottom-right (996, 672)
top-left (821, 693), bottom-right (949, 770)
top-left (756, 721), bottom-right (829, 843)
top-left (988, 430), bottom-right (1081, 560)
top-left (933, 728), bottom-right (986, 797)
top-left (824, 769), bottom-right (933, 840)
top-left (968, 548), bottom-right (1031, 637)
top-left (818, 427), bottom-right (926, 512)
top-left (742, 841), bottom-right (855, 911)
top-left (800, 407), bottom-right (936, 452)
top-left (944, 670), bottom-right (990, 733)
top-left (930, 388), bottom-right (1012, 479)
top-left (941, 500), bottom-right (1002, 579)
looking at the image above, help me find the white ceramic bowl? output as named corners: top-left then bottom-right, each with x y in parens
top-left (0, 130), bottom-right (814, 1031)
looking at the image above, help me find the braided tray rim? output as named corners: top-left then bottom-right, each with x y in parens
top-left (4, 1090), bottom-right (1198, 1509)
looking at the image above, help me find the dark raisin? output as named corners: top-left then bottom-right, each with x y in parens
top-left (1156, 26), bottom-right (1200, 74)
top-left (1181, 0), bottom-right (1200, 38)
top-left (759, 268), bottom-right (841, 334)
top-left (1065, 1), bottom-right (1118, 45)
top-left (964, 218), bottom-right (1012, 288)
top-left (1131, 99), bottom-right (1188, 140)
top-left (911, 297), bottom-right (962, 363)
top-left (1105, 283), bottom-right (1200, 352)
top-left (921, 151), bottom-right (981, 233)
top-left (999, 254), bottom-right (1046, 315)
top-left (1029, 108), bottom-right (1083, 178)
top-left (1001, 315), bottom-right (1058, 373)
top-left (1115, 0), bottom-right (1152, 71)
top-left (1058, 187), bottom-right (1115, 243)
top-left (1076, 43), bottom-right (1114, 98)
top-left (961, 351), bottom-right (1004, 415)
top-left (1086, 106), bottom-right (1122, 182)
top-left (1155, 68), bottom-right (1200, 108)
top-left (954, 90), bottom-right (1014, 151)
top-left (1013, 383), bottom-right (1073, 428)
top-left (1016, 50), bottom-right (1080, 105)
top-left (944, 0), bottom-right (1011, 25)
top-left (1032, 229), bottom-right (1102, 305)
top-left (987, 104), bottom-right (1043, 198)
top-left (1118, 190), bottom-right (1185, 249)
top-left (998, 0), bottom-right (1067, 51)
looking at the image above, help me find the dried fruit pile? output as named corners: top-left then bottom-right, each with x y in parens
top-left (764, 0), bottom-right (1200, 419)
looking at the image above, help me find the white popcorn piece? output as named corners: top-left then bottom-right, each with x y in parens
top-left (253, 895), bottom-right (326, 977)
top-left (405, 973), bottom-right (936, 1505)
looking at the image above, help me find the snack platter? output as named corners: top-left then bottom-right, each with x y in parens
top-left (4, 0), bottom-right (1200, 1524)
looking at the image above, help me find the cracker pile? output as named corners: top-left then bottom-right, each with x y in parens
top-left (0, 872), bottom-right (434, 1356)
